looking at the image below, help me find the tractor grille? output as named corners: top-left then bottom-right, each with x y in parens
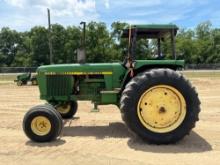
top-left (46, 75), bottom-right (73, 96)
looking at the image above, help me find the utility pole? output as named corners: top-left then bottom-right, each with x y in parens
top-left (47, 8), bottom-right (53, 64)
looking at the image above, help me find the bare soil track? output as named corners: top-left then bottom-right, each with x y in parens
top-left (0, 76), bottom-right (220, 165)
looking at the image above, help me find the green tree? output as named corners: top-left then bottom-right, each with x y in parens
top-left (175, 29), bottom-right (197, 63)
top-left (29, 26), bottom-right (50, 66)
top-left (111, 22), bottom-right (128, 61)
top-left (86, 22), bottom-right (114, 62)
top-left (51, 24), bottom-right (66, 64)
top-left (64, 26), bottom-right (81, 63)
top-left (1, 21), bottom-right (220, 66)
top-left (0, 27), bottom-right (21, 66)
top-left (196, 21), bottom-right (212, 40)
top-left (11, 32), bottom-right (32, 66)
top-left (195, 21), bottom-right (214, 63)
top-left (209, 29), bottom-right (220, 63)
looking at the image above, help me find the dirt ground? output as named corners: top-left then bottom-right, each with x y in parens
top-left (0, 76), bottom-right (220, 165)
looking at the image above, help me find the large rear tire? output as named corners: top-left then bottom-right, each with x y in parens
top-left (23, 105), bottom-right (63, 142)
top-left (120, 69), bottom-right (200, 144)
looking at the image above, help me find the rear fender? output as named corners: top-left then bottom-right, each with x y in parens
top-left (120, 64), bottom-right (183, 93)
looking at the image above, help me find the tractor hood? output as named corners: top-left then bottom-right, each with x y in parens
top-left (37, 63), bottom-right (125, 75)
top-left (37, 60), bottom-right (184, 75)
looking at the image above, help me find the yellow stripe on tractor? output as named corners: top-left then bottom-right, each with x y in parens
top-left (45, 71), bottom-right (113, 75)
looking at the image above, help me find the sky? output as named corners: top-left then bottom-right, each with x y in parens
top-left (0, 0), bottom-right (220, 31)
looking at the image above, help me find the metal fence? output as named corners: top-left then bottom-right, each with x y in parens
top-left (0, 67), bottom-right (37, 73)
top-left (186, 64), bottom-right (220, 70)
top-left (0, 64), bottom-right (220, 73)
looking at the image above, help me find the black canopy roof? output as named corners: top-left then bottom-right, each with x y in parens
top-left (122, 24), bottom-right (178, 38)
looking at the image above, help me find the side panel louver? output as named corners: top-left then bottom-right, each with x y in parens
top-left (46, 75), bottom-right (73, 96)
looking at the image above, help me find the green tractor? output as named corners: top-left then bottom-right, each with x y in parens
top-left (14, 72), bottom-right (38, 86)
top-left (23, 24), bottom-right (200, 144)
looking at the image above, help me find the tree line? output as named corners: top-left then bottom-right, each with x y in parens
top-left (0, 21), bottom-right (220, 67)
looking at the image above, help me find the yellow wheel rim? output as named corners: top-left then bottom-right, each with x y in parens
top-left (57, 104), bottom-right (71, 114)
top-left (137, 85), bottom-right (186, 133)
top-left (31, 116), bottom-right (51, 136)
top-left (17, 81), bottom-right (22, 86)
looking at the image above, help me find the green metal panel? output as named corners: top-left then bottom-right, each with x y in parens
top-left (37, 62), bottom-right (126, 97)
top-left (101, 91), bottom-right (118, 104)
top-left (46, 75), bottom-right (73, 96)
top-left (104, 75), bottom-right (113, 90)
top-left (38, 63), bottom-right (117, 73)
top-left (112, 64), bottom-right (126, 87)
top-left (134, 60), bottom-right (185, 69)
top-left (41, 95), bottom-right (77, 101)
top-left (37, 59), bottom-right (184, 105)
top-left (78, 78), bottom-right (104, 101)
top-left (37, 71), bottom-right (47, 97)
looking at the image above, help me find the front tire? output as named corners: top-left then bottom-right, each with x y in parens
top-left (120, 69), bottom-right (200, 144)
top-left (23, 105), bottom-right (63, 142)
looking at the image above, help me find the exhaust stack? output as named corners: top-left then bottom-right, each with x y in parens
top-left (77, 22), bottom-right (86, 64)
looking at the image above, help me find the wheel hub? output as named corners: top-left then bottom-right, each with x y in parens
top-left (159, 106), bottom-right (166, 113)
top-left (137, 85), bottom-right (186, 133)
top-left (31, 116), bottom-right (51, 136)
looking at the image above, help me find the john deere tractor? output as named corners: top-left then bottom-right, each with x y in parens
top-left (14, 72), bottom-right (38, 86)
top-left (23, 24), bottom-right (200, 144)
